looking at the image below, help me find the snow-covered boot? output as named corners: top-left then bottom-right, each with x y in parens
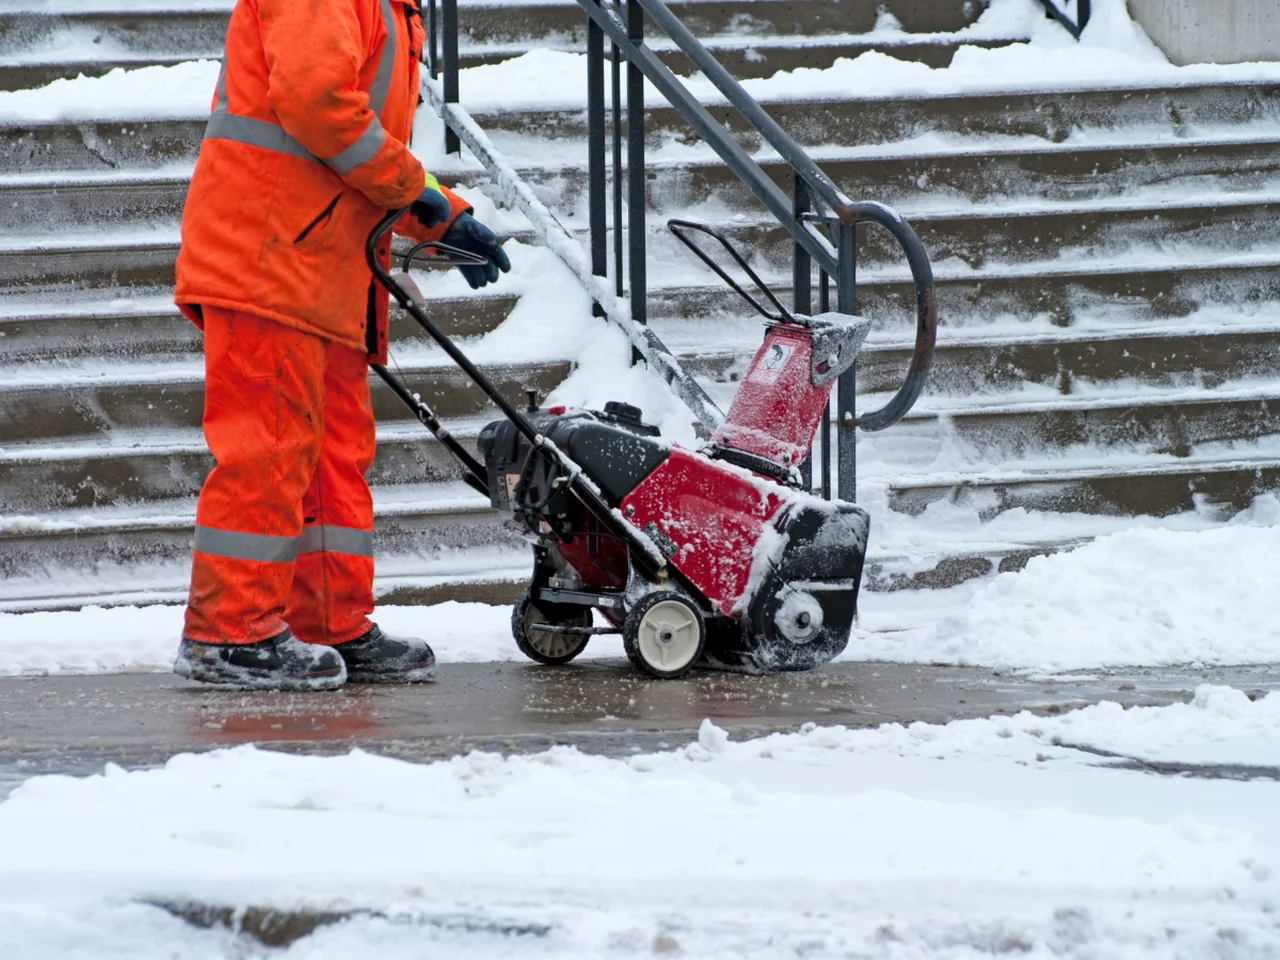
top-left (173, 631), bottom-right (347, 691)
top-left (334, 624), bottom-right (436, 683)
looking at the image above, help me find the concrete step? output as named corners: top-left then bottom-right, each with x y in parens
top-left (0, 0), bottom-right (986, 58)
top-left (544, 135), bottom-right (1280, 214)
top-left (650, 252), bottom-right (1280, 329)
top-left (889, 385), bottom-right (1280, 463)
top-left (10, 179), bottom-right (1280, 286)
top-left (0, 292), bottom-right (519, 364)
top-left (18, 132), bottom-right (1280, 238)
top-left (8, 81), bottom-right (1278, 176)
top-left (0, 486), bottom-right (519, 585)
top-left (680, 322), bottom-right (1280, 398)
top-left (0, 36), bottom-right (1013, 92)
top-left (474, 80), bottom-right (1280, 152)
top-left (0, 357), bottom-right (572, 444)
top-left (0, 420), bottom-right (488, 514)
top-left (885, 453), bottom-right (1280, 520)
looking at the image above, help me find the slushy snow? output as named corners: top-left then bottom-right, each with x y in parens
top-left (1, 690), bottom-right (1278, 957)
top-left (4, 513), bottom-right (1278, 676)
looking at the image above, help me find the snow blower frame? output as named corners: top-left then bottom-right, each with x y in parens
top-left (367, 206), bottom-right (935, 678)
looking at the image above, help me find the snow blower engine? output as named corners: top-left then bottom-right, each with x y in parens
top-left (367, 211), bottom-right (936, 679)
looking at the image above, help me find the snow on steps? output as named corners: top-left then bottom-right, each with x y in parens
top-left (2, 4), bottom-right (1280, 610)
top-left (0, 0), bottom-right (999, 91)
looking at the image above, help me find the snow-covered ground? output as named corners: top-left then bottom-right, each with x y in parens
top-left (4, 505), bottom-right (1277, 677)
top-left (2, 689), bottom-right (1279, 958)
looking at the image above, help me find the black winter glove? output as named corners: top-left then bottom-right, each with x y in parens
top-left (443, 213), bottom-right (512, 289)
top-left (410, 185), bottom-right (452, 230)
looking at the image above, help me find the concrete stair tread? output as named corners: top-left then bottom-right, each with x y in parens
top-left (0, 480), bottom-right (492, 533)
top-left (896, 381), bottom-right (1280, 419)
top-left (884, 450), bottom-right (1280, 490)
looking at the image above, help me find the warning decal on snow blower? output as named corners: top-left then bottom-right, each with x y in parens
top-left (748, 342), bottom-right (795, 384)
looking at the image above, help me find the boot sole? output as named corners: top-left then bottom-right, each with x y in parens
top-left (344, 661), bottom-right (437, 684)
top-left (173, 656), bottom-right (347, 692)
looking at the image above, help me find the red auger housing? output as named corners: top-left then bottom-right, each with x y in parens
top-left (477, 223), bottom-right (873, 677)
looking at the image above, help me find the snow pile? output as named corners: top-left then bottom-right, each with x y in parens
top-left (0, 60), bottom-right (220, 123)
top-left (4, 509), bottom-right (1279, 676)
top-left (852, 511), bottom-right (1280, 672)
top-left (2, 694), bottom-right (1279, 957)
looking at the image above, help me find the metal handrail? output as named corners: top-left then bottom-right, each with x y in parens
top-left (424, 0), bottom-right (938, 498)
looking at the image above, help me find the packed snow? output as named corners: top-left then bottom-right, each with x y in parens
top-left (4, 505), bottom-right (1278, 676)
top-left (2, 691), bottom-right (1279, 957)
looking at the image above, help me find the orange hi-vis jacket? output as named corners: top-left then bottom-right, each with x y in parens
top-left (175, 0), bottom-right (470, 362)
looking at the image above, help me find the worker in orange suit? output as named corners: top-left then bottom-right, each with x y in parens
top-left (171, 0), bottom-right (509, 690)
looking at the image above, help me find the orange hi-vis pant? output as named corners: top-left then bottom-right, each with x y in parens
top-left (184, 306), bottom-right (377, 646)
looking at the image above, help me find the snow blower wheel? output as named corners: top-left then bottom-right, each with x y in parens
top-left (512, 587), bottom-right (593, 665)
top-left (624, 593), bottom-right (705, 679)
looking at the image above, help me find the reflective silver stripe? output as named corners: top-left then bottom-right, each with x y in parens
top-left (326, 118), bottom-right (386, 175)
top-left (194, 525), bottom-right (298, 563)
top-left (297, 524), bottom-right (375, 558)
top-left (204, 0), bottom-right (401, 174)
top-left (368, 0), bottom-right (398, 114)
top-left (206, 112), bottom-right (319, 162)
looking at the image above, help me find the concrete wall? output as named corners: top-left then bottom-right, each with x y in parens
top-left (1128, 0), bottom-right (1280, 65)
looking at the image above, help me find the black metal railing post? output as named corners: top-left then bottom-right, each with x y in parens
top-left (818, 268), bottom-right (832, 501)
top-left (793, 177), bottom-right (813, 491)
top-left (426, 0), bottom-right (438, 78)
top-left (611, 44), bottom-right (624, 299)
top-left (441, 0), bottom-right (460, 154)
top-left (587, 0), bottom-right (608, 302)
top-left (836, 224), bottom-right (857, 502)
top-left (626, 0), bottom-right (646, 327)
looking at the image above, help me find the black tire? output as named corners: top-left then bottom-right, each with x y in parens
top-left (623, 592), bottom-right (705, 679)
top-left (511, 587), bottom-right (593, 665)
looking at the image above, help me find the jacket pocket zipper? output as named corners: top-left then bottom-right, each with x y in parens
top-left (294, 194), bottom-right (342, 244)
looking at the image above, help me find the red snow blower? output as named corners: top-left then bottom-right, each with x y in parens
top-left (367, 209), bottom-right (935, 679)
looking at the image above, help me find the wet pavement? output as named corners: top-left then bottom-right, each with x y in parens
top-left (1, 659), bottom-right (1277, 792)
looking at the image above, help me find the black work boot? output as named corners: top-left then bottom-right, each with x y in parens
top-left (174, 630), bottom-right (347, 691)
top-left (335, 624), bottom-right (436, 683)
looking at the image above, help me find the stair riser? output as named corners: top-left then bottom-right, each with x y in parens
top-left (855, 330), bottom-right (1280, 397)
top-left (16, 136), bottom-right (1280, 238)
top-left (0, 12), bottom-right (230, 58)
top-left (0, 40), bottom-right (1002, 94)
top-left (687, 328), bottom-right (1280, 397)
top-left (0, 299), bottom-right (518, 364)
top-left (0, 120), bottom-right (205, 175)
top-left (650, 261), bottom-right (1280, 330)
top-left (887, 464), bottom-right (1280, 520)
top-left (0, 363), bottom-right (569, 444)
top-left (0, 509), bottom-right (517, 583)
top-left (11, 200), bottom-right (1278, 288)
top-left (0, 435), bottom-right (475, 514)
top-left (0, 1), bottom-right (982, 59)
top-left (629, 142), bottom-right (1280, 213)
top-left (476, 84), bottom-right (1280, 150)
top-left (892, 397), bottom-right (1280, 463)
top-left (8, 84), bottom-right (1278, 176)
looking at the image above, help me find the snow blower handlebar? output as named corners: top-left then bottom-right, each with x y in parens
top-left (365, 208), bottom-right (670, 579)
top-left (667, 219), bottom-right (797, 325)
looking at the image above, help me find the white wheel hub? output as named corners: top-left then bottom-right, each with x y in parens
top-left (775, 590), bottom-right (823, 644)
top-left (636, 599), bottom-right (701, 672)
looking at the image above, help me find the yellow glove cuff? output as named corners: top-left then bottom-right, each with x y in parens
top-left (424, 171), bottom-right (441, 192)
